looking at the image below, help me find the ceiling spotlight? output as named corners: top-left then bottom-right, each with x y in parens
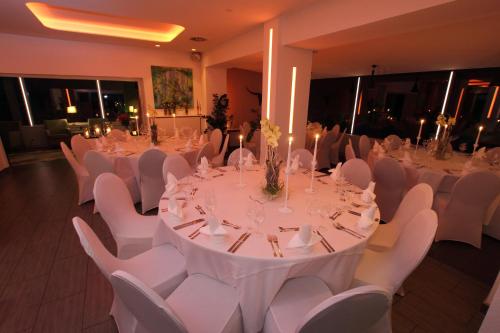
top-left (155, 44), bottom-right (160, 47)
top-left (191, 48), bottom-right (197, 51)
top-left (190, 36), bottom-right (207, 42)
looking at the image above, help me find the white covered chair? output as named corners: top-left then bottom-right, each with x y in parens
top-left (110, 270), bottom-right (243, 333)
top-left (195, 142), bottom-right (215, 166)
top-left (368, 183), bottom-right (434, 251)
top-left (61, 142), bottom-right (93, 205)
top-left (139, 149), bottom-right (167, 213)
top-left (162, 154), bottom-right (193, 182)
top-left (359, 135), bottom-right (371, 161)
top-left (211, 134), bottom-right (229, 167)
top-left (341, 158), bottom-right (372, 189)
top-left (344, 143), bottom-right (356, 161)
top-left (486, 147), bottom-right (500, 164)
top-left (352, 209), bottom-right (438, 296)
top-left (316, 130), bottom-right (337, 170)
top-left (73, 216), bottom-right (187, 331)
top-left (329, 130), bottom-right (347, 167)
top-left (373, 157), bottom-right (407, 221)
top-left (434, 171), bottom-right (500, 248)
top-left (291, 149), bottom-right (313, 168)
top-left (94, 173), bottom-right (159, 259)
top-left (264, 279), bottom-right (391, 333)
top-left (71, 134), bottom-right (93, 164)
top-left (227, 148), bottom-right (253, 166)
top-left (385, 135), bottom-right (402, 151)
top-left (210, 128), bottom-right (223, 155)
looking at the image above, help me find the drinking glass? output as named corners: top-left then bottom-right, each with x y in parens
top-left (204, 189), bottom-right (217, 215)
top-left (253, 202), bottom-right (265, 235)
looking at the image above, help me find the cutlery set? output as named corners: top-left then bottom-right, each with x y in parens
top-left (278, 226), bottom-right (299, 232)
top-left (222, 220), bottom-right (241, 229)
top-left (173, 218), bottom-right (205, 231)
top-left (267, 234), bottom-right (284, 257)
top-left (228, 232), bottom-right (251, 253)
top-left (315, 230), bottom-right (335, 252)
top-left (195, 205), bottom-right (206, 215)
top-left (188, 222), bottom-right (208, 239)
top-left (333, 222), bottom-right (365, 239)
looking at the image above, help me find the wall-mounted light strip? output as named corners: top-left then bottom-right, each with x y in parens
top-left (454, 87), bottom-right (464, 119)
top-left (357, 91), bottom-right (363, 115)
top-left (350, 77), bottom-right (361, 134)
top-left (96, 80), bottom-right (105, 119)
top-left (288, 66), bottom-right (297, 134)
top-left (435, 70), bottom-right (454, 139)
top-left (266, 28), bottom-right (273, 120)
top-left (65, 88), bottom-right (72, 106)
top-left (487, 86), bottom-right (499, 119)
top-left (18, 77), bottom-right (34, 127)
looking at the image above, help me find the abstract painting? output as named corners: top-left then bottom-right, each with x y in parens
top-left (151, 66), bottom-right (193, 113)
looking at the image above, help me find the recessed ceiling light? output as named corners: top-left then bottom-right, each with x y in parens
top-left (191, 48), bottom-right (196, 51)
top-left (155, 44), bottom-right (160, 47)
top-left (190, 36), bottom-right (207, 42)
top-left (26, 2), bottom-right (185, 42)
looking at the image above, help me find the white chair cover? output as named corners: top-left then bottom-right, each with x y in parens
top-left (434, 171), bottom-right (500, 248)
top-left (227, 148), bottom-right (253, 166)
top-left (83, 150), bottom-right (114, 182)
top-left (264, 276), bottom-right (390, 333)
top-left (353, 209), bottom-right (438, 296)
top-left (107, 129), bottom-right (126, 142)
top-left (484, 200), bottom-right (500, 240)
top-left (114, 157), bottom-right (141, 203)
top-left (139, 149), bottom-right (167, 213)
top-left (341, 158), bottom-right (372, 189)
top-left (94, 173), bottom-right (159, 259)
top-left (373, 157), bottom-right (407, 221)
top-left (71, 134), bottom-right (93, 164)
top-left (211, 134), bottom-right (229, 167)
top-left (316, 130), bottom-right (338, 169)
top-left (210, 128), bottom-right (223, 155)
top-left (195, 143), bottom-right (215, 166)
top-left (344, 144), bottom-right (356, 161)
top-left (162, 155), bottom-right (193, 182)
top-left (369, 183), bottom-right (433, 251)
top-left (329, 130), bottom-right (347, 167)
top-left (359, 135), bottom-right (371, 161)
top-left (60, 142), bottom-right (93, 205)
top-left (385, 134), bottom-right (402, 151)
top-left (110, 271), bottom-right (243, 333)
top-left (403, 164), bottom-right (419, 191)
top-left (291, 149), bottom-right (313, 168)
top-left (331, 124), bottom-right (340, 143)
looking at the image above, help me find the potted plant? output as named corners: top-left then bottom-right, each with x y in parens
top-left (206, 94), bottom-right (229, 133)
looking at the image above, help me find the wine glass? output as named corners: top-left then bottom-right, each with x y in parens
top-left (204, 189), bottom-right (217, 216)
top-left (253, 203), bottom-right (265, 235)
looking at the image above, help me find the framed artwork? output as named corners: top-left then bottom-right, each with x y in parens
top-left (151, 66), bottom-right (193, 114)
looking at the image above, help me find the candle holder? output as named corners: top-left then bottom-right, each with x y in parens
top-left (237, 161), bottom-right (246, 188)
top-left (279, 167), bottom-right (293, 213)
top-left (305, 160), bottom-right (316, 193)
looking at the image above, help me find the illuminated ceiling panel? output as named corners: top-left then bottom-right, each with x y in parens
top-left (26, 2), bottom-right (185, 42)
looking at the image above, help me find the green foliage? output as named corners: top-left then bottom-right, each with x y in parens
top-left (206, 94), bottom-right (229, 132)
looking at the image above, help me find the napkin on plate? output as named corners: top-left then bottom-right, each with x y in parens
top-left (167, 197), bottom-right (183, 220)
top-left (290, 155), bottom-right (301, 173)
top-left (184, 139), bottom-right (193, 151)
top-left (361, 181), bottom-right (376, 203)
top-left (328, 162), bottom-right (342, 181)
top-left (200, 215), bottom-right (227, 236)
top-left (198, 156), bottom-right (209, 175)
top-left (287, 224), bottom-right (315, 248)
top-left (357, 205), bottom-right (377, 229)
top-left (165, 172), bottom-right (178, 196)
top-left (402, 151), bottom-right (413, 166)
top-left (244, 152), bottom-right (255, 168)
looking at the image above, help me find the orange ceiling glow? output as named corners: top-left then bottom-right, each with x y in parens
top-left (25, 2), bottom-right (185, 42)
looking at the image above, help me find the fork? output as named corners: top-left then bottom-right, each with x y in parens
top-left (222, 220), bottom-right (241, 229)
top-left (279, 226), bottom-right (299, 232)
top-left (269, 234), bottom-right (284, 257)
top-left (267, 235), bottom-right (278, 257)
top-left (334, 222), bottom-right (365, 239)
top-left (188, 223), bottom-right (208, 239)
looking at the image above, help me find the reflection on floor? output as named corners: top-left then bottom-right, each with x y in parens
top-left (8, 149), bottom-right (64, 166)
top-left (0, 159), bottom-right (498, 332)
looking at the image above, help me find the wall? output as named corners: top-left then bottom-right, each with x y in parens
top-left (0, 32), bottom-right (203, 120)
top-left (226, 68), bottom-right (262, 128)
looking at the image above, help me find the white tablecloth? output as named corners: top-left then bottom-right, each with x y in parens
top-left (154, 166), bottom-right (379, 332)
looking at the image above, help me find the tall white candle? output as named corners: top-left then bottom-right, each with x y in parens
top-left (442, 124), bottom-right (448, 140)
top-left (239, 134), bottom-right (243, 164)
top-left (417, 119), bottom-right (424, 138)
top-left (474, 125), bottom-right (483, 146)
top-left (146, 113), bottom-right (151, 129)
top-left (312, 133), bottom-right (319, 169)
top-left (286, 135), bottom-right (293, 171)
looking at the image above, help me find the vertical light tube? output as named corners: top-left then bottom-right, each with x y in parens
top-left (288, 66), bottom-right (297, 134)
top-left (350, 77), bottom-right (361, 134)
top-left (18, 77), bottom-right (34, 127)
top-left (266, 28), bottom-right (273, 120)
top-left (435, 71), bottom-right (454, 139)
top-left (96, 80), bottom-right (105, 119)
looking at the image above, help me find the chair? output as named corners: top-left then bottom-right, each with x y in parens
top-left (352, 209), bottom-right (438, 296)
top-left (291, 149), bottom-right (313, 168)
top-left (72, 217), bottom-right (187, 331)
top-left (373, 157), bottom-right (407, 221)
top-left (195, 143), bottom-right (215, 165)
top-left (486, 147), bottom-right (500, 164)
top-left (94, 173), bottom-right (159, 259)
top-left (162, 155), bottom-right (193, 182)
top-left (344, 144), bottom-right (356, 161)
top-left (434, 171), bottom-right (500, 248)
top-left (70, 134), bottom-right (92, 164)
top-left (210, 128), bottom-right (223, 155)
top-left (480, 277), bottom-right (500, 333)
top-left (139, 149), bottom-right (167, 213)
top-left (107, 129), bottom-right (126, 142)
top-left (359, 135), bottom-right (371, 161)
top-left (385, 135), bottom-right (402, 151)
top-left (330, 124), bottom-right (340, 143)
top-left (329, 130), bottom-right (347, 167)
top-left (227, 148), bottom-right (253, 166)
top-left (368, 183), bottom-right (434, 251)
top-left (341, 158), bottom-right (372, 189)
top-left (60, 142), bottom-right (93, 205)
top-left (45, 119), bottom-right (70, 146)
top-left (316, 130), bottom-right (338, 170)
top-left (211, 134), bottom-right (229, 167)
top-left (110, 270), bottom-right (243, 333)
top-left (264, 279), bottom-right (391, 333)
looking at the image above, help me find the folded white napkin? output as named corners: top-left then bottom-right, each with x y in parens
top-left (200, 215), bottom-right (227, 236)
top-left (357, 205), bottom-right (377, 229)
top-left (164, 172), bottom-right (178, 196)
top-left (184, 139), bottom-right (193, 151)
top-left (167, 197), bottom-right (183, 220)
top-left (244, 152), bottom-right (255, 168)
top-left (328, 162), bottom-right (342, 181)
top-left (403, 138), bottom-right (412, 149)
top-left (290, 155), bottom-right (301, 173)
top-left (198, 134), bottom-right (206, 145)
top-left (402, 151), bottom-right (413, 166)
top-left (287, 224), bottom-right (317, 248)
top-left (361, 181), bottom-right (376, 203)
top-left (198, 156), bottom-right (209, 175)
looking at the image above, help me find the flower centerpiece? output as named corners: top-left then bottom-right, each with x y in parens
top-left (433, 114), bottom-right (456, 160)
top-left (261, 118), bottom-right (283, 199)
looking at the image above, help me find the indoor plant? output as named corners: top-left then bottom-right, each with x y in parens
top-left (261, 118), bottom-right (283, 199)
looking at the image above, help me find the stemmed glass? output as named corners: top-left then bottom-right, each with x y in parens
top-left (246, 200), bottom-right (265, 235)
top-left (204, 189), bottom-right (217, 216)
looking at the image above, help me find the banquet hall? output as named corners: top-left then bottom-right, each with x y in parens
top-left (1, 0), bottom-right (500, 332)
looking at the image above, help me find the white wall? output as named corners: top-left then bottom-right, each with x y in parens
top-left (0, 32), bottom-right (203, 118)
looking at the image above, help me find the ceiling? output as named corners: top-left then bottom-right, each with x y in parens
top-left (0, 0), bottom-right (317, 51)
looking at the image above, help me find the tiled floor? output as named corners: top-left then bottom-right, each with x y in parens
top-left (0, 159), bottom-right (498, 332)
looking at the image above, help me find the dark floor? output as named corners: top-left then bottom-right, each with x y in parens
top-left (0, 159), bottom-right (498, 332)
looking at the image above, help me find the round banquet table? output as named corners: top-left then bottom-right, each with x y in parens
top-left (153, 166), bottom-right (380, 332)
